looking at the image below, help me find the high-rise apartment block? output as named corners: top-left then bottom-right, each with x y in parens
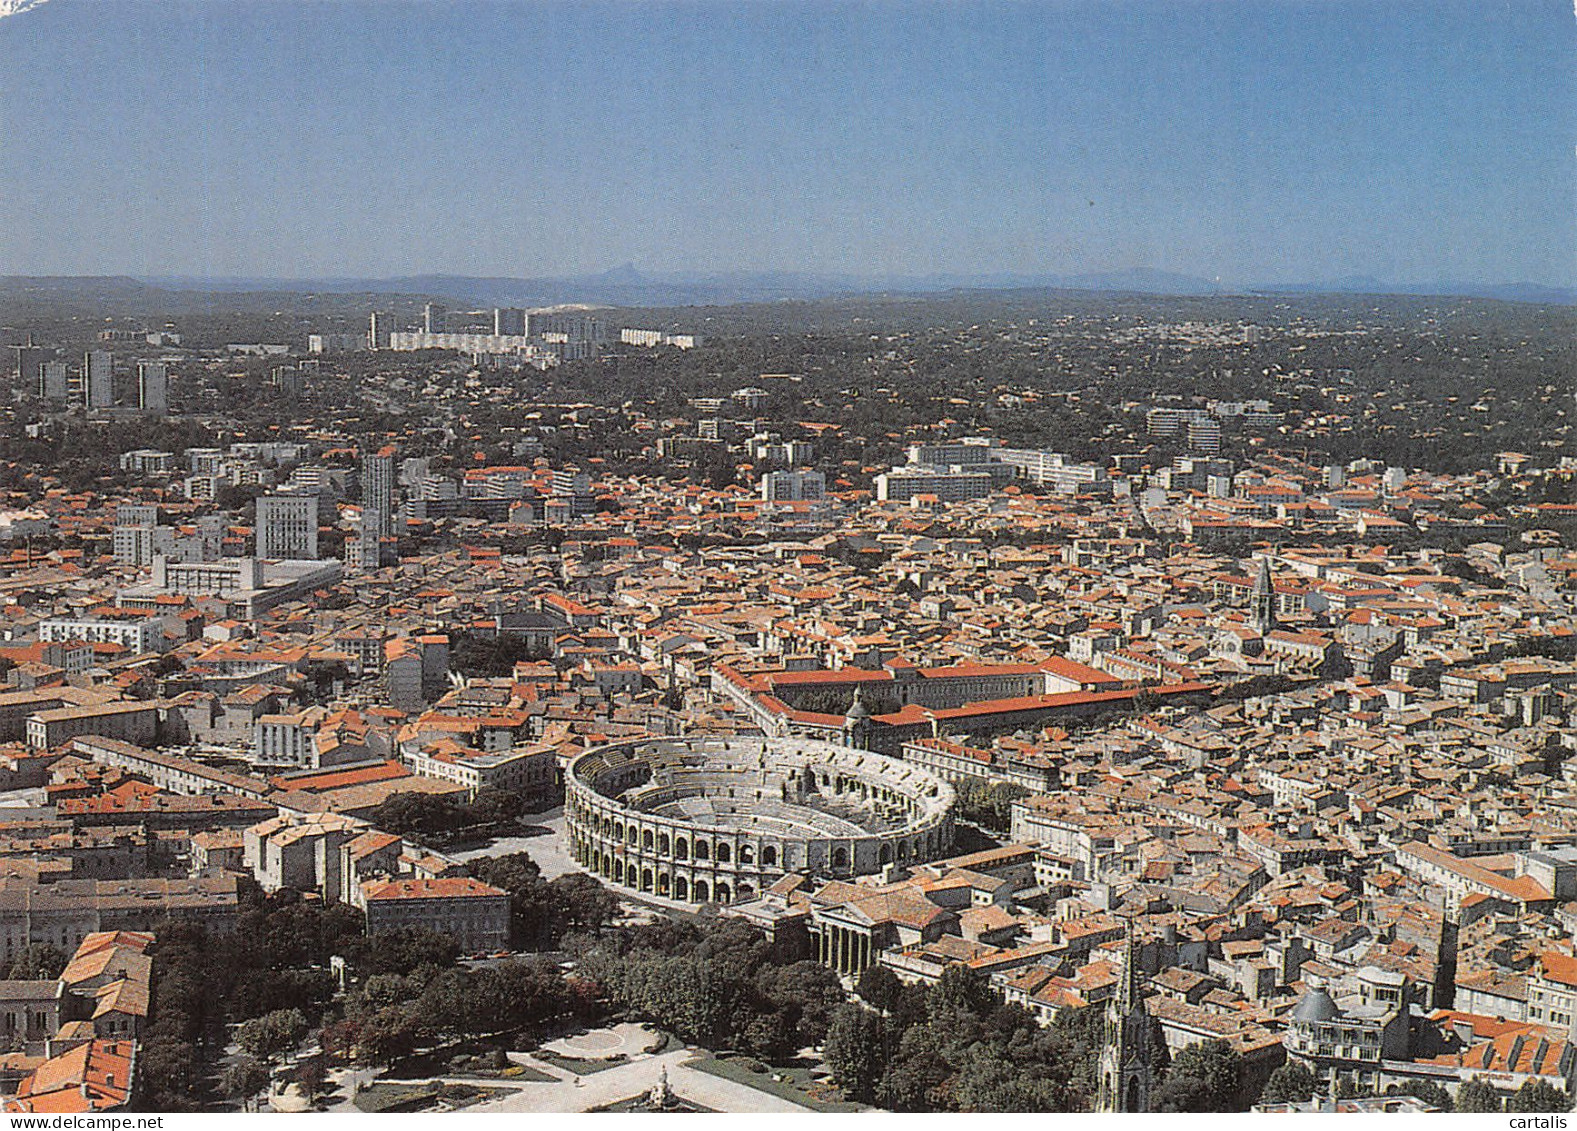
top-left (358, 445), bottom-right (396, 568)
top-left (307, 333), bottom-right (365, 354)
top-left (83, 350), bottom-right (113, 409)
top-left (272, 366), bottom-right (305, 399)
top-left (256, 494), bottom-right (320, 561)
top-left (11, 345), bottom-right (47, 392)
top-left (137, 361), bottom-right (167, 414)
top-left (1186, 417), bottom-right (1223, 454)
top-left (528, 311), bottom-right (606, 343)
top-left (761, 470), bottom-right (827, 502)
top-left (550, 468), bottom-right (595, 518)
top-left (40, 360), bottom-right (69, 402)
top-left (368, 311), bottom-right (396, 349)
top-left (363, 446), bottom-right (396, 541)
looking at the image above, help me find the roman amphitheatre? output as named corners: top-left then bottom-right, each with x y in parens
top-left (564, 735), bottom-right (957, 904)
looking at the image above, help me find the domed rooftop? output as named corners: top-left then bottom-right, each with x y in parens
top-left (1291, 987), bottom-right (1340, 1023)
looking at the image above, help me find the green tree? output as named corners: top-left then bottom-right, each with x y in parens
top-left (952, 776), bottom-right (1030, 833)
top-left (351, 972), bottom-right (421, 1017)
top-left (1394, 1079), bottom-right (1453, 1109)
top-left (1507, 1079), bottom-right (1571, 1113)
top-left (1258, 1060), bottom-right (1316, 1105)
top-left (448, 630), bottom-right (551, 677)
top-left (753, 960), bottom-right (846, 1048)
top-left (466, 785), bottom-right (529, 825)
top-left (135, 1035), bottom-right (202, 1111)
top-left (222, 1056), bottom-right (271, 1112)
top-left (348, 927), bottom-right (460, 975)
top-left (468, 852), bottom-right (556, 948)
top-left (357, 1004), bottom-right (425, 1067)
top-left (369, 791), bottom-right (468, 839)
top-left (1151, 1039), bottom-right (1243, 1112)
top-left (951, 1034), bottom-right (1078, 1112)
top-left (3, 944), bottom-right (66, 980)
top-left (548, 873), bottom-right (619, 936)
top-left (237, 1007), bottom-right (309, 1061)
top-left (927, 965), bottom-right (999, 1025)
top-left (855, 963), bottom-right (905, 1014)
top-left (1455, 1079), bottom-right (1503, 1113)
top-left (229, 967), bottom-right (337, 1021)
top-left (876, 1025), bottom-right (951, 1112)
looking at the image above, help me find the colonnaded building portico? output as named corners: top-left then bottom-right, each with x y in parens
top-left (564, 735), bottom-right (957, 905)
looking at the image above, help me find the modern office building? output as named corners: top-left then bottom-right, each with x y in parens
top-left (271, 366), bottom-right (304, 398)
top-left (357, 445), bottom-right (396, 568)
top-left (906, 438), bottom-right (998, 465)
top-left (550, 468), bottom-right (595, 518)
top-left (118, 556), bottom-right (343, 619)
top-left (991, 448), bottom-right (1111, 494)
top-left (621, 328), bottom-right (701, 349)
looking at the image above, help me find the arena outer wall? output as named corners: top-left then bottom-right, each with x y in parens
top-left (565, 735), bottom-right (957, 905)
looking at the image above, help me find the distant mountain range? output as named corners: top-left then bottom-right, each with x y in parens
top-left (8, 267), bottom-right (1572, 310)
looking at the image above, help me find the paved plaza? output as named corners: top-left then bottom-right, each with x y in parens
top-left (327, 1022), bottom-right (816, 1114)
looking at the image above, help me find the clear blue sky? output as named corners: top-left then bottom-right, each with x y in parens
top-left (0, 0), bottom-right (1571, 284)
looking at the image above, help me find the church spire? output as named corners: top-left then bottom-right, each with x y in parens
top-left (1098, 918), bottom-right (1159, 1113)
top-left (1121, 920), bottom-right (1141, 1012)
top-left (1251, 556), bottom-right (1276, 634)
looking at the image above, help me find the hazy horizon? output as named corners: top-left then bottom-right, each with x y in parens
top-left (1, 0), bottom-right (1572, 287)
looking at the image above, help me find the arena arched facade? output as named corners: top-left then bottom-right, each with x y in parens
top-left (564, 735), bottom-right (957, 905)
